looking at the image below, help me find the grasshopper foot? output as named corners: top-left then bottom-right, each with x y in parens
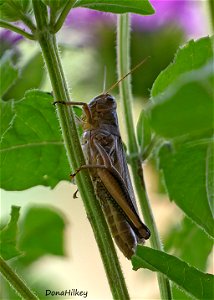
top-left (73, 189), bottom-right (79, 199)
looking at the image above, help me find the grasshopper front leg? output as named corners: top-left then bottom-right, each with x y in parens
top-left (53, 100), bottom-right (92, 124)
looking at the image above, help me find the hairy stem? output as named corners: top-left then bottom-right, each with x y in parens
top-left (32, 1), bottom-right (130, 299)
top-left (117, 14), bottom-right (172, 300)
top-left (208, 0), bottom-right (214, 32)
top-left (0, 257), bottom-right (39, 300)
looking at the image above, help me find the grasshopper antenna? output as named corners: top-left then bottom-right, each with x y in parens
top-left (103, 66), bottom-right (107, 93)
top-left (105, 56), bottom-right (150, 95)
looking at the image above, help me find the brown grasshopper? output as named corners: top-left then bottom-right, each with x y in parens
top-left (54, 62), bottom-right (150, 259)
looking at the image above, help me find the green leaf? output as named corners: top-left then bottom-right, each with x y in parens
top-left (172, 285), bottom-right (194, 300)
top-left (148, 62), bottom-right (213, 139)
top-left (4, 52), bottom-right (45, 101)
top-left (0, 99), bottom-right (15, 140)
top-left (158, 139), bottom-right (214, 238)
top-left (165, 217), bottom-right (213, 300)
top-left (165, 217), bottom-right (213, 271)
top-left (74, 0), bottom-right (155, 15)
top-left (0, 90), bottom-right (70, 191)
top-left (136, 109), bottom-right (152, 157)
top-left (0, 51), bottom-right (19, 97)
top-left (19, 206), bottom-right (66, 265)
top-left (152, 36), bottom-right (213, 97)
top-left (132, 246), bottom-right (214, 300)
top-left (206, 141), bottom-right (214, 216)
top-left (0, 0), bottom-right (31, 21)
top-left (0, 206), bottom-right (21, 260)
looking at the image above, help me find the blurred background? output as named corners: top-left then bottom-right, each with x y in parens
top-left (1, 1), bottom-right (213, 299)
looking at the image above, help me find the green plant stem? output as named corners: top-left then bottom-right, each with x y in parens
top-left (208, 0), bottom-right (214, 32)
top-left (50, 7), bottom-right (57, 28)
top-left (0, 20), bottom-right (35, 40)
top-left (53, 0), bottom-right (75, 33)
top-left (32, 1), bottom-right (130, 299)
top-left (0, 257), bottom-right (39, 300)
top-left (12, 1), bottom-right (36, 31)
top-left (117, 14), bottom-right (172, 300)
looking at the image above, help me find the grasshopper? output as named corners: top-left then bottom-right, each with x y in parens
top-left (54, 62), bottom-right (150, 259)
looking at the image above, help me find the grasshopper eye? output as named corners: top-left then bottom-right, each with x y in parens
top-left (106, 95), bottom-right (115, 106)
top-left (107, 95), bottom-right (114, 102)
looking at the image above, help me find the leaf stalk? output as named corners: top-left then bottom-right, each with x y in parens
top-left (208, 0), bottom-right (214, 32)
top-left (0, 257), bottom-right (39, 300)
top-left (117, 14), bottom-right (172, 300)
top-left (0, 20), bottom-right (35, 40)
top-left (53, 0), bottom-right (75, 33)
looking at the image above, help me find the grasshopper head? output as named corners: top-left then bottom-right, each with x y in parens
top-left (87, 94), bottom-right (119, 131)
top-left (89, 93), bottom-right (117, 111)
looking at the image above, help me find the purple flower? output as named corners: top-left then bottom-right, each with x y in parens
top-left (65, 1), bottom-right (205, 37)
top-left (0, 29), bottom-right (23, 45)
top-left (65, 8), bottom-right (116, 29)
top-left (132, 0), bottom-right (204, 36)
top-left (0, 29), bottom-right (23, 60)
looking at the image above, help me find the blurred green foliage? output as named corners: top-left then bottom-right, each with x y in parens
top-left (4, 52), bottom-right (45, 101)
top-left (0, 206), bottom-right (66, 299)
top-left (0, 51), bottom-right (19, 97)
top-left (85, 25), bottom-right (185, 99)
top-left (0, 206), bottom-right (21, 260)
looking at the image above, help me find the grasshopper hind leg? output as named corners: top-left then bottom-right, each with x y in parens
top-left (70, 164), bottom-right (108, 180)
top-left (95, 180), bottom-right (139, 259)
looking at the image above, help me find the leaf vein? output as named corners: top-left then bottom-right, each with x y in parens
top-left (1, 141), bottom-right (63, 152)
